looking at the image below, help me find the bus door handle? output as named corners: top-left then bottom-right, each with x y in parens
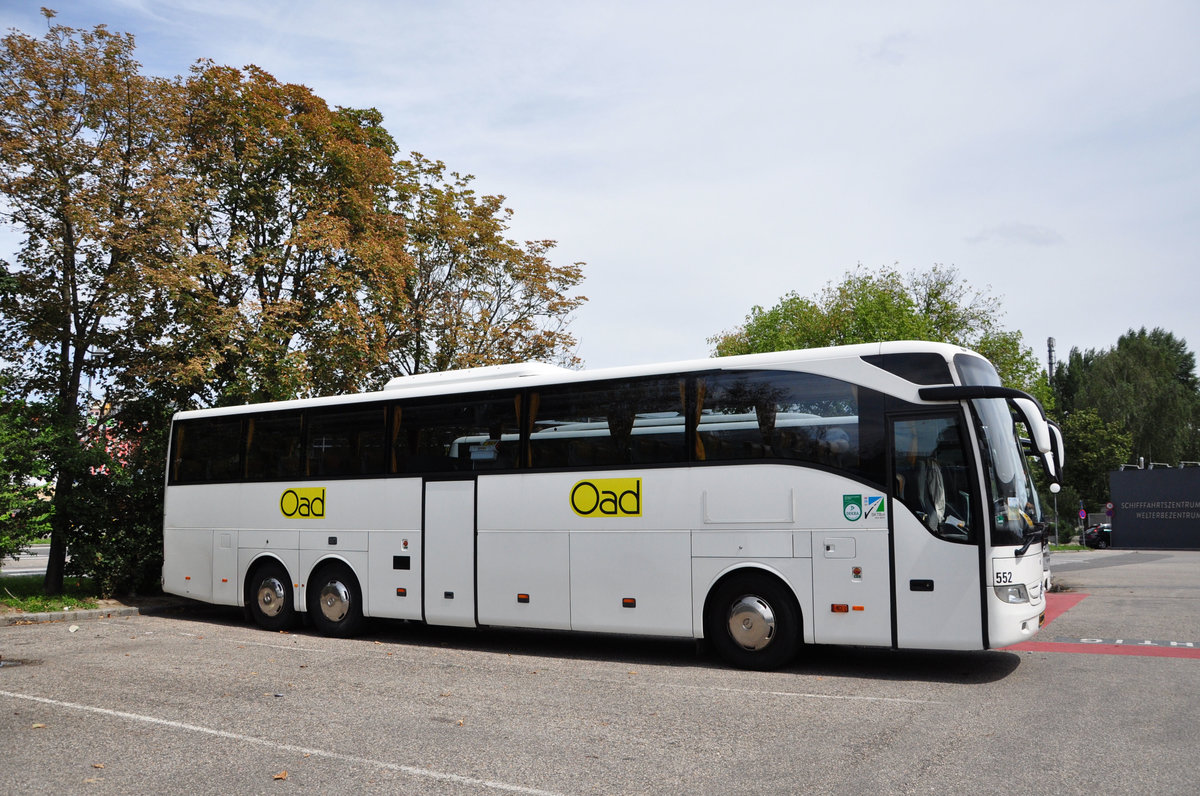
top-left (910, 579), bottom-right (934, 592)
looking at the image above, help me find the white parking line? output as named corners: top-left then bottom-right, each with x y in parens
top-left (0, 689), bottom-right (563, 796)
top-left (661, 681), bottom-right (948, 705)
top-left (175, 631), bottom-right (328, 653)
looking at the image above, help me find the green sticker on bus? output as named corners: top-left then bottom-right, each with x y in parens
top-left (843, 494), bottom-right (863, 521)
top-left (844, 494), bottom-right (885, 522)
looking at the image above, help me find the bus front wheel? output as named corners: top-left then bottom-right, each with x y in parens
top-left (704, 572), bottom-right (801, 670)
top-left (246, 560), bottom-right (297, 632)
top-left (307, 561), bottom-right (364, 638)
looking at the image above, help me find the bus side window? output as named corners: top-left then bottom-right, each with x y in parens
top-left (244, 412), bottom-right (304, 481)
top-left (530, 377), bottom-right (688, 469)
top-left (390, 396), bottom-right (519, 474)
top-left (307, 406), bottom-right (386, 477)
top-left (170, 417), bottom-right (242, 484)
top-left (892, 416), bottom-right (975, 543)
top-left (700, 369), bottom-right (865, 476)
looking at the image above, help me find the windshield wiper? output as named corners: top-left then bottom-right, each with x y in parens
top-left (1014, 523), bottom-right (1046, 557)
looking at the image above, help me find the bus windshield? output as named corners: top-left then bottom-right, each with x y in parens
top-left (954, 354), bottom-right (1043, 547)
top-left (971, 397), bottom-right (1041, 546)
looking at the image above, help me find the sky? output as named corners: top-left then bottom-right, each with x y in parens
top-left (3, 1), bottom-right (1198, 372)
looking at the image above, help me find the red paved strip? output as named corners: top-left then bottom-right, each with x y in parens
top-left (1011, 641), bottom-right (1200, 659)
top-left (1005, 592), bottom-right (1200, 658)
top-left (1041, 591), bottom-right (1088, 625)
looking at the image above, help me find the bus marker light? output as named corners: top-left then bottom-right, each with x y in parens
top-left (184, 576), bottom-right (191, 581)
top-left (517, 594), bottom-right (530, 603)
top-left (852, 567), bottom-right (862, 579)
top-left (622, 598), bottom-right (636, 608)
top-left (222, 578), bottom-right (228, 583)
top-left (852, 606), bottom-right (864, 612)
top-left (831, 604), bottom-right (849, 613)
top-left (396, 588), bottom-right (406, 597)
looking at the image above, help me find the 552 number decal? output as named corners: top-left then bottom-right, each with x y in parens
top-left (994, 571), bottom-right (1014, 585)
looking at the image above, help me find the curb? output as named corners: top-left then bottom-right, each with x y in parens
top-left (0, 606), bottom-right (141, 627)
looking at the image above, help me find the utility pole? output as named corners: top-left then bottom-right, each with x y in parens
top-left (1047, 337), bottom-right (1056, 389)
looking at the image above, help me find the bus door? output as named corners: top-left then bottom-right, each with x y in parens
top-left (422, 478), bottom-right (477, 627)
top-left (889, 413), bottom-right (984, 650)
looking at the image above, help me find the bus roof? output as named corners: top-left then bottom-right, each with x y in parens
top-left (171, 340), bottom-right (980, 420)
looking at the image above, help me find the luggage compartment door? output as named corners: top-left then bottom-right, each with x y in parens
top-left (423, 479), bottom-right (477, 627)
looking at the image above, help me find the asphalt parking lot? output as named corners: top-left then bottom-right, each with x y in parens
top-left (2, 549), bottom-right (1198, 795)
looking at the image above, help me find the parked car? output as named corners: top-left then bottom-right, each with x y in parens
top-left (1084, 523), bottom-right (1112, 549)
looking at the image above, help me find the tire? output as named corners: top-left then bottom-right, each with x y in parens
top-left (704, 571), bottom-right (801, 671)
top-left (246, 559), bottom-right (297, 632)
top-left (1097, 539), bottom-right (1109, 549)
top-left (307, 561), bottom-right (364, 638)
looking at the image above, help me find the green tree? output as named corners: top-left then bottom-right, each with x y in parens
top-left (0, 11), bottom-right (186, 592)
top-left (1054, 327), bottom-right (1199, 472)
top-left (138, 62), bottom-right (409, 406)
top-left (711, 264), bottom-right (1043, 393)
top-left (0, 377), bottom-right (53, 560)
top-left (382, 154), bottom-right (586, 377)
top-left (1, 14), bottom-right (590, 595)
top-left (62, 398), bottom-right (169, 595)
top-left (1058, 408), bottom-right (1133, 505)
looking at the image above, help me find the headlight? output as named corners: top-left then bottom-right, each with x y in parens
top-left (993, 584), bottom-right (1030, 604)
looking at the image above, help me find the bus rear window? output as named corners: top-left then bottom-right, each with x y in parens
top-left (170, 417), bottom-right (242, 484)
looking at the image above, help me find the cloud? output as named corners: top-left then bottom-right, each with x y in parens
top-left (965, 223), bottom-right (1065, 247)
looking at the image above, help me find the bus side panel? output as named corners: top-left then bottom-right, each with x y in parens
top-left (687, 466), bottom-right (888, 647)
top-left (892, 506), bottom-right (982, 650)
top-left (163, 527), bottom-right (213, 601)
top-left (423, 480), bottom-right (477, 628)
top-left (237, 548), bottom-right (301, 610)
top-left (477, 531), bottom-right (571, 629)
top-left (367, 530), bottom-right (424, 620)
top-left (690, 558), bottom-right (816, 644)
top-left (477, 475), bottom-right (572, 629)
top-left (363, 477), bottom-right (424, 620)
top-left (212, 531), bottom-right (238, 605)
top-left (810, 529), bottom-right (892, 646)
top-left (570, 531), bottom-right (693, 635)
top-left (480, 471), bottom-right (695, 636)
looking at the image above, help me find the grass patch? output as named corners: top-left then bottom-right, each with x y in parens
top-left (1049, 544), bottom-right (1088, 552)
top-left (0, 575), bottom-right (99, 613)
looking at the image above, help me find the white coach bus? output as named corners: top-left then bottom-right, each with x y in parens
top-left (162, 341), bottom-right (1064, 669)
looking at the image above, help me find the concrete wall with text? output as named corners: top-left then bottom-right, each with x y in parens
top-left (1109, 468), bottom-right (1200, 550)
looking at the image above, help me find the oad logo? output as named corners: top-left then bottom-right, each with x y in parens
top-left (570, 478), bottom-right (641, 517)
top-left (281, 487), bottom-right (326, 519)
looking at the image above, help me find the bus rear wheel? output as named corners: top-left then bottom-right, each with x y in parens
top-left (705, 572), bottom-right (801, 670)
top-left (246, 560), bottom-right (297, 632)
top-left (307, 561), bottom-right (363, 638)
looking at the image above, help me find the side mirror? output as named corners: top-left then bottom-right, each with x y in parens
top-left (1013, 397), bottom-right (1051, 455)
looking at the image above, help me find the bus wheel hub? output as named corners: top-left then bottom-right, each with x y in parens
top-left (319, 581), bottom-right (351, 623)
top-left (257, 578), bottom-right (286, 617)
top-left (728, 595), bottom-right (776, 651)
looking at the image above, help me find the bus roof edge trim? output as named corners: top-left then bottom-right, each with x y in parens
top-left (384, 362), bottom-right (572, 390)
